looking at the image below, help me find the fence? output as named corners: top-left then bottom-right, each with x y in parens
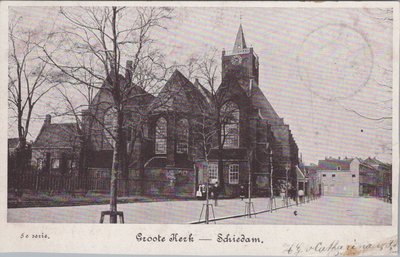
top-left (8, 172), bottom-right (195, 198)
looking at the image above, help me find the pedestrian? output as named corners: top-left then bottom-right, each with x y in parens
top-left (280, 188), bottom-right (286, 205)
top-left (298, 189), bottom-right (305, 203)
top-left (196, 185), bottom-right (203, 200)
top-left (239, 185), bottom-right (245, 201)
top-left (290, 188), bottom-right (296, 202)
top-left (201, 184), bottom-right (207, 200)
top-left (213, 182), bottom-right (219, 206)
top-left (14, 188), bottom-right (23, 205)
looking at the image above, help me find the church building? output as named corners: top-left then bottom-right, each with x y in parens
top-left (32, 24), bottom-right (299, 198)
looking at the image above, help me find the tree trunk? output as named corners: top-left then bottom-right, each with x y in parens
top-left (109, 6), bottom-right (121, 224)
top-left (77, 132), bottom-right (91, 192)
top-left (16, 137), bottom-right (28, 174)
top-left (216, 121), bottom-right (224, 193)
top-left (120, 130), bottom-right (129, 196)
top-left (78, 134), bottom-right (87, 176)
top-left (139, 137), bottom-right (146, 195)
top-left (110, 113), bottom-right (123, 223)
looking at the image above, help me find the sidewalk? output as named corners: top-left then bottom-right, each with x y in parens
top-left (8, 196), bottom-right (390, 225)
top-left (217, 196), bottom-right (392, 225)
top-left (8, 196), bottom-right (292, 224)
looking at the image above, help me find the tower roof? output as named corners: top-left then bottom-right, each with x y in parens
top-left (233, 24), bottom-right (247, 53)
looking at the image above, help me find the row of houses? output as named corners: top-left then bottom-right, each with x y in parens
top-left (300, 157), bottom-right (392, 198)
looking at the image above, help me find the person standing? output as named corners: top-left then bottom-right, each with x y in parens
top-left (298, 189), bottom-right (305, 203)
top-left (239, 185), bottom-right (245, 201)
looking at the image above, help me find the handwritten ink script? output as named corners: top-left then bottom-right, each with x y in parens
top-left (283, 238), bottom-right (397, 256)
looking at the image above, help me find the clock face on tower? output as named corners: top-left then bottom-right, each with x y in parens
top-left (231, 55), bottom-right (242, 65)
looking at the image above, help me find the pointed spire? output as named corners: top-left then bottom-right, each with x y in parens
top-left (233, 24), bottom-right (247, 53)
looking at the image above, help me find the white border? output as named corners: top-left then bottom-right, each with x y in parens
top-left (0, 1), bottom-right (398, 256)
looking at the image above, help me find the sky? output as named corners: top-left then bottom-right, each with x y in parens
top-left (8, 6), bottom-right (394, 165)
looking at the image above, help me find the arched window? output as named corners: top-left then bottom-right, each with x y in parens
top-left (221, 102), bottom-right (240, 148)
top-left (176, 119), bottom-right (189, 154)
top-left (155, 117), bottom-right (167, 154)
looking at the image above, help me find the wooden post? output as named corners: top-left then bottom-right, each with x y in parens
top-left (205, 181), bottom-right (209, 224)
top-left (285, 164), bottom-right (289, 207)
top-left (35, 173), bottom-right (39, 193)
top-left (296, 179), bottom-right (299, 206)
top-left (269, 150), bottom-right (274, 213)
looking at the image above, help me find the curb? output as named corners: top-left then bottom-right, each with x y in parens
top-left (189, 197), bottom-right (320, 224)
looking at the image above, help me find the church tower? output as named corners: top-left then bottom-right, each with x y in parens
top-left (222, 24), bottom-right (259, 89)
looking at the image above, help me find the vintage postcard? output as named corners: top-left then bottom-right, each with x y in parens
top-left (0, 1), bottom-right (398, 256)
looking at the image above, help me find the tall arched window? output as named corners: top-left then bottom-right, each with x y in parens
top-left (176, 119), bottom-right (189, 154)
top-left (155, 117), bottom-right (167, 154)
top-left (221, 102), bottom-right (240, 148)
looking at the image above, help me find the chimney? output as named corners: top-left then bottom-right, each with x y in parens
top-left (44, 114), bottom-right (51, 125)
top-left (125, 60), bottom-right (133, 83)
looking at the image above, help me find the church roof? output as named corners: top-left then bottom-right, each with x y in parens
top-left (91, 60), bottom-right (155, 113)
top-left (233, 24), bottom-right (247, 53)
top-left (194, 78), bottom-right (212, 102)
top-left (152, 69), bottom-right (209, 113)
top-left (250, 85), bottom-right (283, 126)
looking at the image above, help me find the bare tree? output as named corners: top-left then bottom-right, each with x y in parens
top-left (8, 14), bottom-right (57, 172)
top-left (186, 49), bottom-right (244, 194)
top-left (42, 6), bottom-right (173, 223)
top-left (50, 75), bottom-right (97, 177)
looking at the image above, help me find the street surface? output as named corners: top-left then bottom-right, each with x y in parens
top-left (217, 196), bottom-right (392, 225)
top-left (7, 196), bottom-right (391, 225)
